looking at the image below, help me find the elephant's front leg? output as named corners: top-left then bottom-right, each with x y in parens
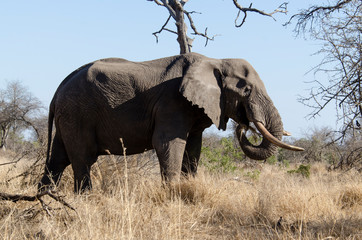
top-left (152, 93), bottom-right (196, 182)
top-left (181, 131), bottom-right (202, 177)
top-left (153, 136), bottom-right (187, 182)
top-left (152, 113), bottom-right (190, 183)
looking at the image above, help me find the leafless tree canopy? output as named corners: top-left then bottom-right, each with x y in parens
top-left (0, 81), bottom-right (43, 150)
top-left (148, 0), bottom-right (288, 54)
top-left (287, 0), bottom-right (361, 141)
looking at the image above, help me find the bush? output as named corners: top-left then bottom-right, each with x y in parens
top-left (201, 137), bottom-right (244, 173)
top-left (277, 127), bottom-right (361, 172)
top-left (287, 164), bottom-right (311, 178)
top-left (244, 169), bottom-right (261, 180)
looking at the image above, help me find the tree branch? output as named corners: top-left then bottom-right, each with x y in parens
top-left (290, 0), bottom-right (361, 140)
top-left (160, 0), bottom-right (177, 19)
top-left (147, 0), bottom-right (164, 6)
top-left (150, 0), bottom-right (216, 53)
top-left (285, 0), bottom-right (354, 33)
top-left (233, 0), bottom-right (288, 27)
top-left (184, 10), bottom-right (216, 47)
top-left (152, 15), bottom-right (176, 43)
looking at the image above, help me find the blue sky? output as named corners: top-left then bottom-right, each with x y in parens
top-left (0, 1), bottom-right (337, 138)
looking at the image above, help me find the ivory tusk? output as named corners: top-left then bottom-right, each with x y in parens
top-left (283, 130), bottom-right (292, 136)
top-left (254, 122), bottom-right (304, 151)
top-left (248, 126), bottom-right (291, 137)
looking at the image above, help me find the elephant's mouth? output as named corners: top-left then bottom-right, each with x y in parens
top-left (236, 103), bottom-right (250, 128)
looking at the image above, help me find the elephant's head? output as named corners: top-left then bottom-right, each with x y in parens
top-left (179, 54), bottom-right (303, 160)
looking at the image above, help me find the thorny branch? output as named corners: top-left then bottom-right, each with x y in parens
top-left (233, 0), bottom-right (288, 27)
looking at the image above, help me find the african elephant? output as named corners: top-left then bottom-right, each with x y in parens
top-left (38, 53), bottom-right (303, 193)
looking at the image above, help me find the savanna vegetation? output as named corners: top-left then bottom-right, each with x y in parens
top-left (0, 117), bottom-right (361, 239)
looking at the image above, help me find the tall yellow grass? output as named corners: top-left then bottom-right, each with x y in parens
top-left (0, 153), bottom-right (361, 239)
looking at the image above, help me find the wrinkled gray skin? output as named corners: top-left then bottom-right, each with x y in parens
top-left (39, 53), bottom-right (283, 193)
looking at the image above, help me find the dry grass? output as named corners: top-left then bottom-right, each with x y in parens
top-left (0, 153), bottom-right (361, 239)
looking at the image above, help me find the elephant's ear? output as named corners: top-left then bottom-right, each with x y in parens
top-left (179, 59), bottom-right (227, 130)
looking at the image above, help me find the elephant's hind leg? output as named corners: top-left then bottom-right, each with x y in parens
top-left (56, 111), bottom-right (99, 193)
top-left (38, 133), bottom-right (70, 192)
top-left (181, 131), bottom-right (202, 177)
top-left (70, 157), bottom-right (96, 193)
top-left (62, 132), bottom-right (98, 193)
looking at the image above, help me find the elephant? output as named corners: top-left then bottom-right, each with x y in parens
top-left (38, 52), bottom-right (303, 193)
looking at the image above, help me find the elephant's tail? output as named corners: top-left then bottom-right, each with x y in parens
top-left (45, 99), bottom-right (55, 164)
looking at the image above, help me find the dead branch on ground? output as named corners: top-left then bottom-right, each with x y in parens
top-left (0, 190), bottom-right (76, 213)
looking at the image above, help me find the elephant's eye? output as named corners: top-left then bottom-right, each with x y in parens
top-left (236, 79), bottom-right (246, 88)
top-left (244, 67), bottom-right (249, 78)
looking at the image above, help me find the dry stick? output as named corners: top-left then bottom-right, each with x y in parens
top-left (0, 160), bottom-right (20, 167)
top-left (4, 146), bottom-right (46, 183)
top-left (0, 190), bottom-right (76, 212)
top-left (0, 150), bottom-right (31, 168)
top-left (6, 159), bottom-right (43, 183)
top-left (120, 138), bottom-right (132, 239)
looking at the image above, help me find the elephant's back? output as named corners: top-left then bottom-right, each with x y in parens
top-left (55, 58), bottom-right (129, 94)
top-left (85, 58), bottom-right (161, 108)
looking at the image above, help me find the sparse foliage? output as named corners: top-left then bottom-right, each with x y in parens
top-left (287, 0), bottom-right (362, 141)
top-left (278, 127), bottom-right (361, 171)
top-left (0, 81), bottom-right (44, 151)
top-left (331, 134), bottom-right (362, 171)
top-left (201, 136), bottom-right (244, 173)
top-left (287, 164), bottom-right (311, 178)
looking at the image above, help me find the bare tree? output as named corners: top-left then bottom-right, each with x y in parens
top-left (0, 81), bottom-right (43, 150)
top-left (286, 0), bottom-right (362, 141)
top-left (148, 0), bottom-right (288, 54)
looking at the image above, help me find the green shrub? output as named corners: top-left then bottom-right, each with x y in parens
top-left (201, 137), bottom-right (243, 173)
top-left (287, 164), bottom-right (311, 178)
top-left (266, 155), bottom-right (277, 165)
top-left (282, 159), bottom-right (290, 168)
top-left (244, 169), bottom-right (261, 180)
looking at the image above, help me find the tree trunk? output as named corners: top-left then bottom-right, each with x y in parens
top-left (167, 0), bottom-right (192, 54)
top-left (174, 2), bottom-right (191, 53)
top-left (0, 126), bottom-right (9, 151)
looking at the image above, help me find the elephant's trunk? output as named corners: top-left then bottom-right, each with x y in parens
top-left (236, 103), bottom-right (303, 160)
